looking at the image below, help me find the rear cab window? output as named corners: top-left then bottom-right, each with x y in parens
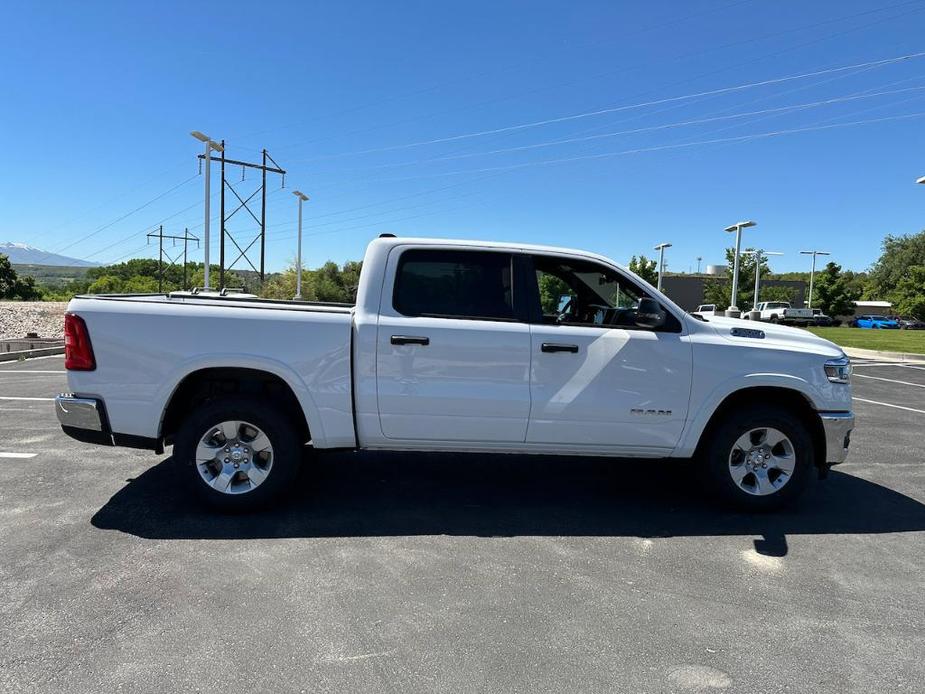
top-left (392, 248), bottom-right (515, 321)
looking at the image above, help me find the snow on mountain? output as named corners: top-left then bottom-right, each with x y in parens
top-left (0, 242), bottom-right (98, 267)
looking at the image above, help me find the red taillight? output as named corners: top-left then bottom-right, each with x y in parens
top-left (64, 313), bottom-right (96, 371)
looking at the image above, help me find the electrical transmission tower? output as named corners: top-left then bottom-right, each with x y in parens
top-left (198, 143), bottom-right (286, 289)
top-left (146, 226), bottom-right (200, 292)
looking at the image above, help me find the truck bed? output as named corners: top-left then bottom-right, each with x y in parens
top-left (65, 292), bottom-right (357, 448)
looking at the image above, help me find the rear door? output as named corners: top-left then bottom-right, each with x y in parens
top-left (524, 254), bottom-right (693, 453)
top-left (375, 247), bottom-right (532, 443)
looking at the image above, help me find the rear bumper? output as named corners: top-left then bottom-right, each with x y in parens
top-left (55, 393), bottom-right (161, 451)
top-left (819, 411), bottom-right (854, 464)
top-left (55, 394), bottom-right (112, 446)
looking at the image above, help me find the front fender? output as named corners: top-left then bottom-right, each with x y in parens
top-left (672, 372), bottom-right (822, 458)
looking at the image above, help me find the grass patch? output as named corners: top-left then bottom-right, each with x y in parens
top-left (806, 327), bottom-right (925, 355)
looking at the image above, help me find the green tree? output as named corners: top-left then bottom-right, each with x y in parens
top-left (538, 273), bottom-right (571, 314)
top-left (702, 278), bottom-right (730, 310)
top-left (891, 265), bottom-right (925, 319)
top-left (0, 254), bottom-right (42, 300)
top-left (812, 262), bottom-right (858, 317)
top-left (758, 285), bottom-right (797, 304)
top-left (628, 255), bottom-right (658, 285)
top-left (260, 260), bottom-right (363, 303)
top-left (868, 230), bottom-right (925, 298)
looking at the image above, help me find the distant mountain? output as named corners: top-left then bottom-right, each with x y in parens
top-left (0, 242), bottom-right (98, 267)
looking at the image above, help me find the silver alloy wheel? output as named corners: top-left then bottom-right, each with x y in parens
top-left (195, 420), bottom-right (274, 495)
top-left (728, 427), bottom-right (796, 496)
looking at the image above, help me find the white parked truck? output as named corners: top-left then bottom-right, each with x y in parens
top-left (753, 301), bottom-right (814, 325)
top-left (56, 236), bottom-right (854, 511)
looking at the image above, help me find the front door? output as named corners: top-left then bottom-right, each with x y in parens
top-left (375, 247), bottom-right (532, 443)
top-left (525, 254), bottom-right (693, 453)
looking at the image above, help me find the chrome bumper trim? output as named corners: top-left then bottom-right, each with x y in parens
top-left (819, 411), bottom-right (854, 464)
top-left (55, 394), bottom-right (105, 432)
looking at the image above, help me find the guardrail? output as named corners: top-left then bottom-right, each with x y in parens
top-left (0, 338), bottom-right (65, 362)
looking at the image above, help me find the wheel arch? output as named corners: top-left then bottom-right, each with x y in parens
top-left (159, 367), bottom-right (312, 446)
top-left (691, 386), bottom-right (826, 470)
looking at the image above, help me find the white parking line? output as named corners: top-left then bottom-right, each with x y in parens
top-left (853, 373), bottom-right (925, 388)
top-left (0, 396), bottom-right (55, 402)
top-left (0, 355), bottom-right (64, 366)
top-left (853, 397), bottom-right (925, 415)
top-left (0, 370), bottom-right (66, 374)
top-left (0, 452), bottom-right (37, 459)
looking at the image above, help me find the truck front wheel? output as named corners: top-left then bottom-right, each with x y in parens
top-left (174, 397), bottom-right (302, 511)
top-left (700, 405), bottom-right (815, 511)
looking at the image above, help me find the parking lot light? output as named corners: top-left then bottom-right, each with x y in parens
top-left (292, 190), bottom-right (309, 300)
top-left (800, 250), bottom-right (831, 309)
top-left (654, 242), bottom-right (671, 291)
top-left (723, 220), bottom-right (756, 317)
top-left (191, 131), bottom-right (224, 290)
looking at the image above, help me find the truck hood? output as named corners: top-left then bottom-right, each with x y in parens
top-left (701, 315), bottom-right (844, 358)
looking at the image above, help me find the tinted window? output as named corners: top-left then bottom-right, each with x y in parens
top-left (393, 249), bottom-right (514, 320)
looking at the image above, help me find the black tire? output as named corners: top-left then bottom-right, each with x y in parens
top-left (173, 396), bottom-right (302, 512)
top-left (700, 405), bottom-right (816, 511)
top-left (769, 315), bottom-right (779, 324)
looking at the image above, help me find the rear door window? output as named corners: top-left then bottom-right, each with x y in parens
top-left (393, 249), bottom-right (514, 321)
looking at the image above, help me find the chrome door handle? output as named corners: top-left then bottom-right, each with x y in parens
top-left (541, 342), bottom-right (579, 353)
top-left (391, 335), bottom-right (430, 346)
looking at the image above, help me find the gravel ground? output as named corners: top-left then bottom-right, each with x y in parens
top-left (0, 301), bottom-right (67, 339)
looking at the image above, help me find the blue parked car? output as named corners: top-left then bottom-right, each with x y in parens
top-left (852, 314), bottom-right (899, 329)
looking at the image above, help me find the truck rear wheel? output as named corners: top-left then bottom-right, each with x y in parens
top-left (174, 397), bottom-right (302, 511)
top-left (700, 405), bottom-right (815, 511)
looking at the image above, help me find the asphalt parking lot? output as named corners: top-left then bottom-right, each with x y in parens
top-left (1, 355), bottom-right (923, 693)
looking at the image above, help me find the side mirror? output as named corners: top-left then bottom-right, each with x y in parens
top-left (635, 297), bottom-right (666, 329)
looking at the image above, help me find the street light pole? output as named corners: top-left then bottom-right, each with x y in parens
top-left (800, 250), bottom-right (831, 309)
top-left (723, 220), bottom-right (757, 317)
top-left (654, 242), bottom-right (672, 291)
top-left (292, 191), bottom-right (309, 299)
top-left (744, 249), bottom-right (783, 310)
top-left (191, 131), bottom-right (224, 290)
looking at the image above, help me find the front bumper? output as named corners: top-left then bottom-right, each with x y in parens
top-left (819, 411), bottom-right (854, 464)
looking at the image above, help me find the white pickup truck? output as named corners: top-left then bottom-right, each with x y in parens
top-left (753, 301), bottom-right (815, 325)
top-left (56, 236), bottom-right (854, 512)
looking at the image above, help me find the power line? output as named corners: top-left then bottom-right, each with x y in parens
top-left (267, 0), bottom-right (921, 159)
top-left (369, 110), bottom-right (925, 181)
top-left (322, 85), bottom-right (925, 172)
top-left (46, 173), bottom-right (200, 260)
top-left (285, 50), bottom-right (925, 163)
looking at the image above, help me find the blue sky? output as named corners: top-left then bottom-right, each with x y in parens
top-left (2, 0), bottom-right (925, 274)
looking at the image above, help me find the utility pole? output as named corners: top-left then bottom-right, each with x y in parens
top-left (800, 250), bottom-right (831, 309)
top-left (654, 242), bottom-right (672, 291)
top-left (146, 227), bottom-right (200, 292)
top-left (696, 256), bottom-right (703, 274)
top-left (292, 190), bottom-right (309, 299)
top-left (191, 131), bottom-right (224, 290)
top-left (723, 220), bottom-right (757, 317)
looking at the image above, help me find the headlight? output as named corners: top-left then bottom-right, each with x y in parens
top-left (824, 356), bottom-right (852, 384)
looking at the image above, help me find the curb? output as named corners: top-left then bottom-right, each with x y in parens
top-left (843, 347), bottom-right (925, 364)
top-left (0, 346), bottom-right (65, 362)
